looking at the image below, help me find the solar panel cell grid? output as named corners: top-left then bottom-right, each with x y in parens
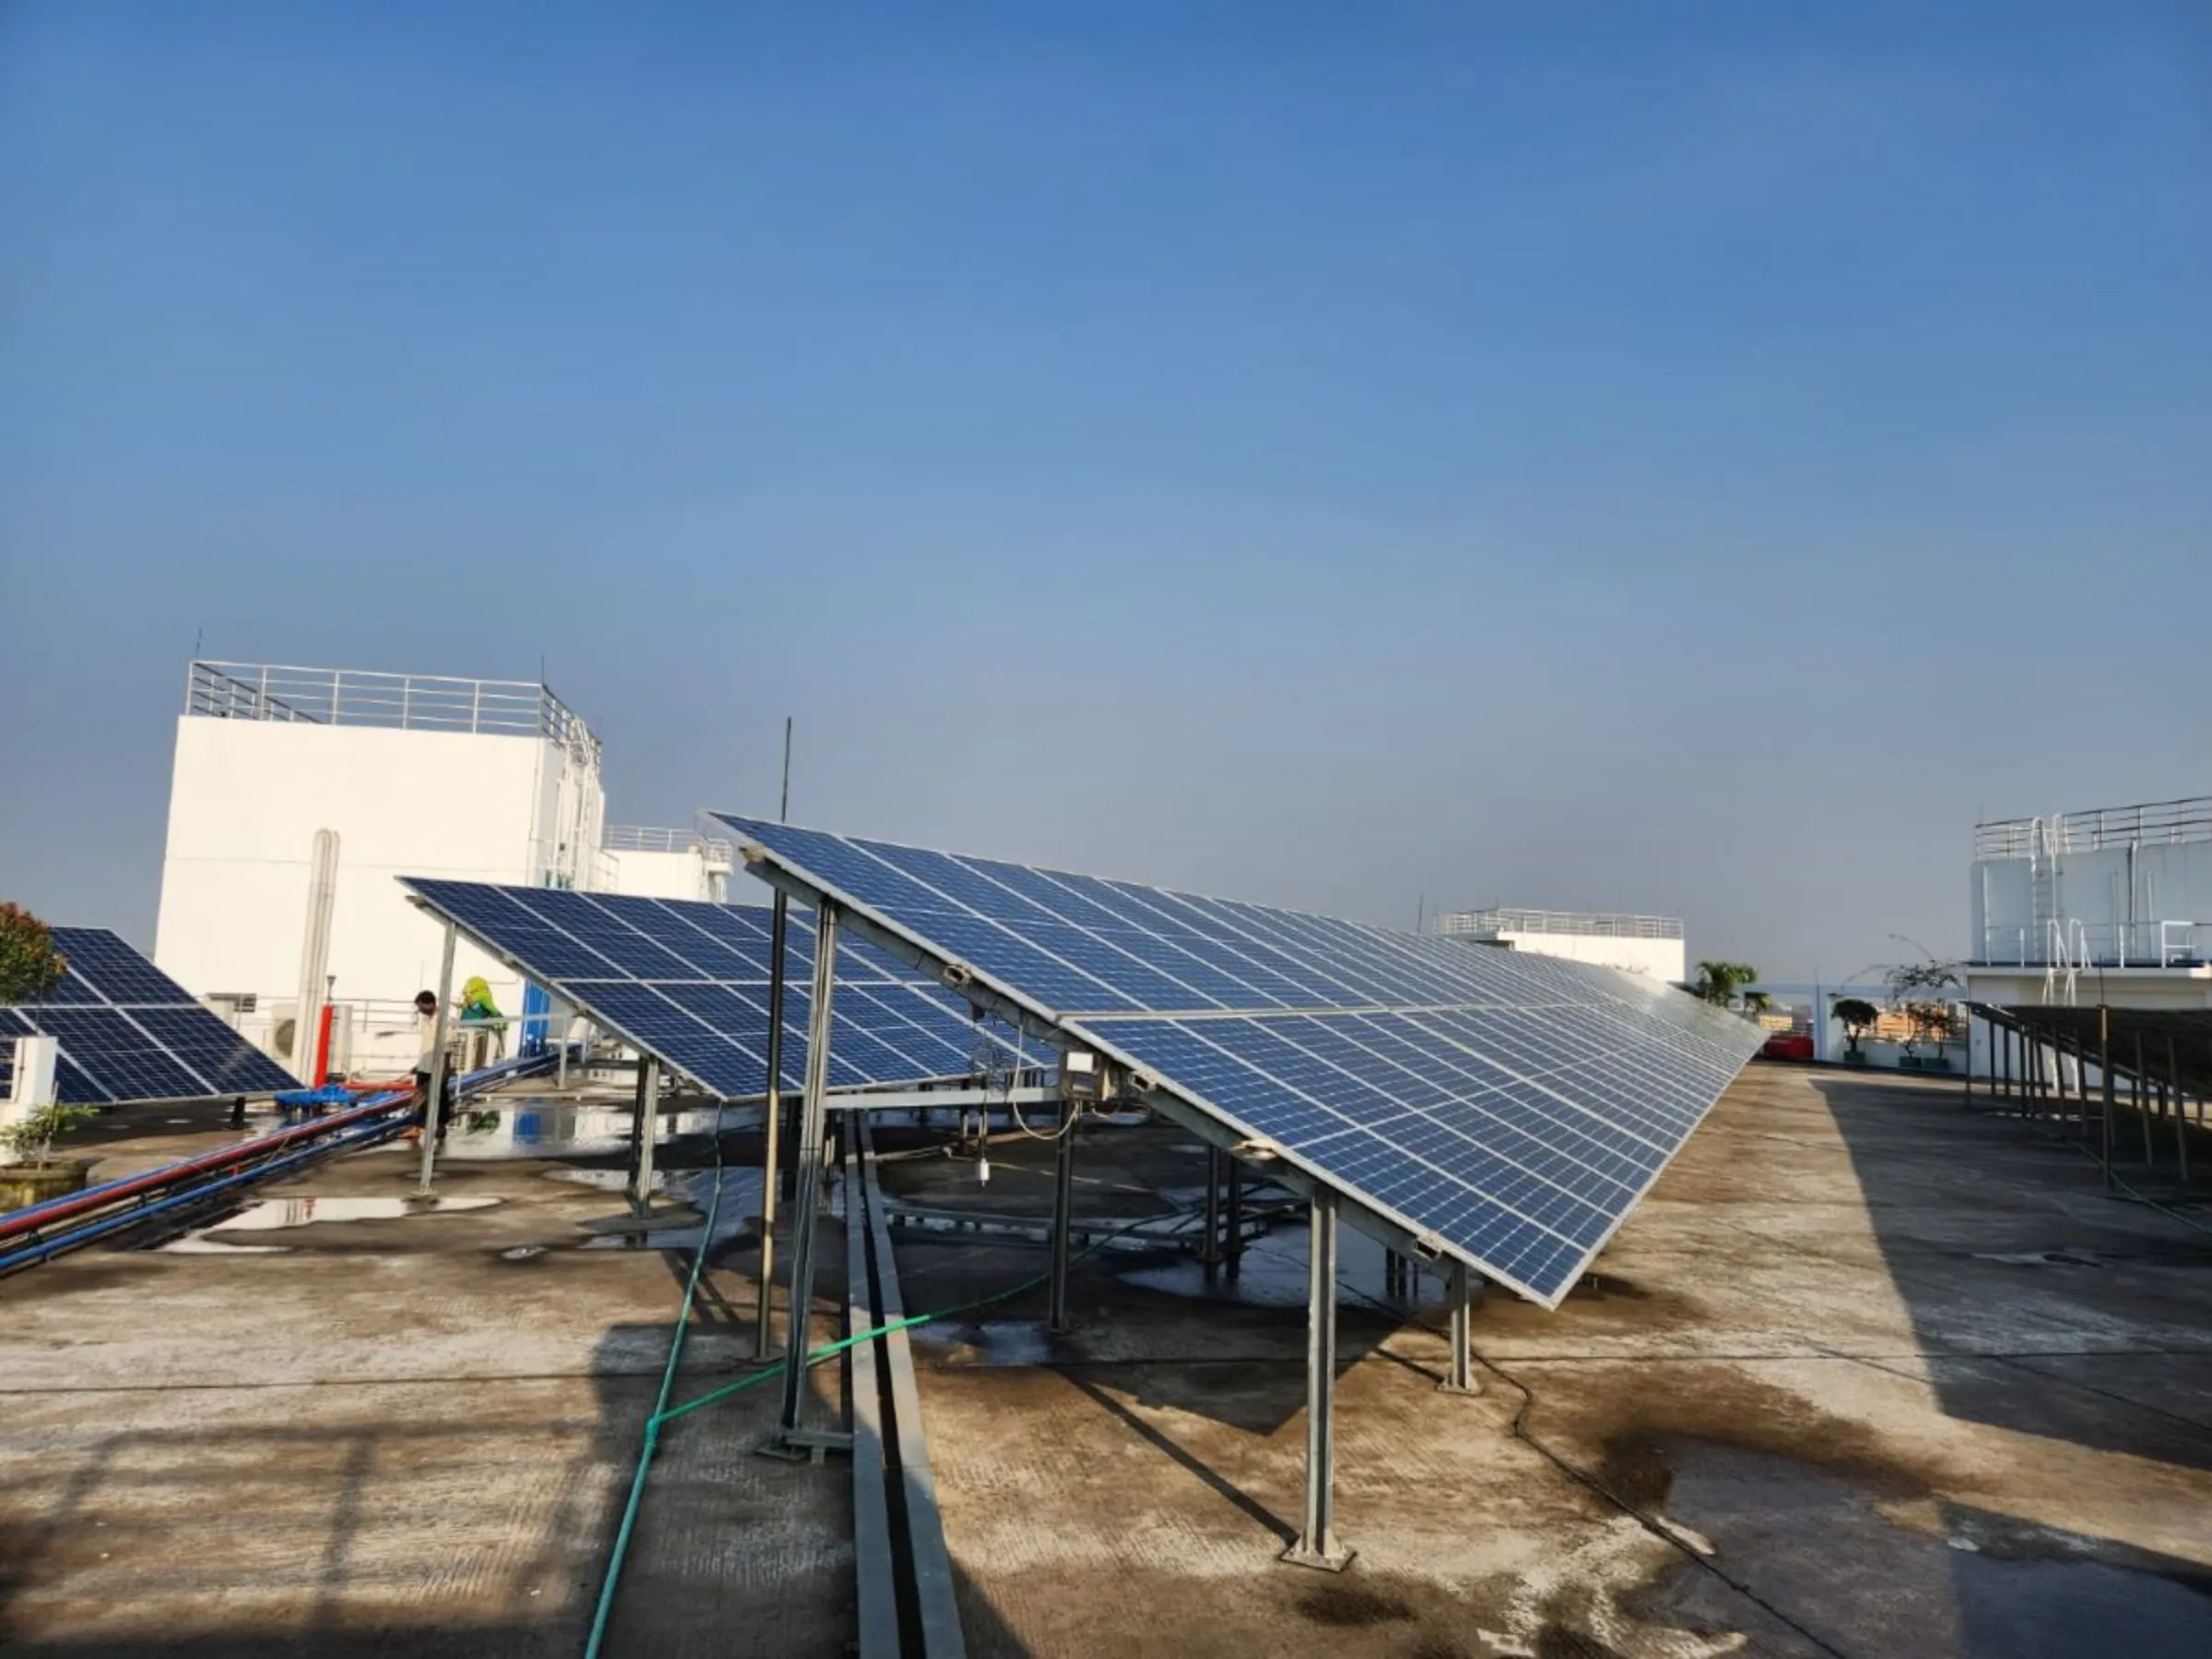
top-left (400, 877), bottom-right (1019, 1100)
top-left (1, 928), bottom-right (300, 1103)
top-left (710, 815), bottom-right (1765, 1307)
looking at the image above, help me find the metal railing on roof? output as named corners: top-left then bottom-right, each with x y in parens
top-left (605, 825), bottom-right (733, 860)
top-left (183, 660), bottom-right (602, 767)
top-left (1432, 907), bottom-right (1684, 941)
top-left (1974, 795), bottom-right (2212, 859)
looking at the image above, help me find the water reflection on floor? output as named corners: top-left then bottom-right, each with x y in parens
top-left (212, 1195), bottom-right (500, 1230)
top-left (161, 1194), bottom-right (501, 1253)
top-left (434, 1100), bottom-right (753, 1161)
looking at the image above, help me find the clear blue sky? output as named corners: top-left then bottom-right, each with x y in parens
top-left (2, 2), bottom-right (2206, 983)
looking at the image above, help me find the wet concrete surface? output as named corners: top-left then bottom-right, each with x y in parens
top-left (3, 1068), bottom-right (2210, 1655)
top-left (894, 1068), bottom-right (2212, 1658)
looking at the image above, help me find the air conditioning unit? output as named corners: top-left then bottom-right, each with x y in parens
top-left (266, 1000), bottom-right (354, 1077)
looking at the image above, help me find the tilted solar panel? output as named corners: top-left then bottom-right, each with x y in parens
top-left (398, 879), bottom-right (1029, 1100)
top-left (1, 927), bottom-right (300, 1104)
top-left (710, 815), bottom-right (1763, 1308)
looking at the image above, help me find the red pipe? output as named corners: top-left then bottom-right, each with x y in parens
top-left (0, 1090), bottom-right (411, 1243)
top-left (313, 1003), bottom-right (335, 1088)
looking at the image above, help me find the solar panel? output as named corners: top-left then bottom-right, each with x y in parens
top-left (0, 927), bottom-right (300, 1104)
top-left (397, 879), bottom-right (1029, 1100)
top-left (709, 816), bottom-right (1763, 1308)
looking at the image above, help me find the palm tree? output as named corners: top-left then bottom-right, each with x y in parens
top-left (1690, 960), bottom-right (1759, 1007)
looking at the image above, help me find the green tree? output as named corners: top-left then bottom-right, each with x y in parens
top-left (0, 903), bottom-right (66, 1004)
top-left (1884, 960), bottom-right (1962, 1059)
top-left (1831, 996), bottom-right (1879, 1058)
top-left (1690, 960), bottom-right (1760, 1007)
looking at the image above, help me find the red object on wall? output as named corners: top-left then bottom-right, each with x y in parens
top-left (1760, 1032), bottom-right (1816, 1062)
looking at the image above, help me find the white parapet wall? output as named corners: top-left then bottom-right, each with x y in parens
top-left (153, 663), bottom-right (606, 1075)
top-left (1431, 908), bottom-right (1687, 982)
top-left (601, 827), bottom-right (732, 901)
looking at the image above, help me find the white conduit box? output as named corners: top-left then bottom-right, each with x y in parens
top-left (3, 1035), bottom-right (60, 1126)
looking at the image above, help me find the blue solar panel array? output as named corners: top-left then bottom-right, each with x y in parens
top-left (399, 880), bottom-right (1028, 1100)
top-left (711, 816), bottom-right (1763, 1307)
top-left (0, 927), bottom-right (300, 1104)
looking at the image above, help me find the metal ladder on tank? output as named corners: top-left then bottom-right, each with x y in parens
top-left (2030, 816), bottom-right (2076, 1006)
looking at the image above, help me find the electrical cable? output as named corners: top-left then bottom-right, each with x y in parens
top-left (582, 1149), bottom-right (1201, 1659)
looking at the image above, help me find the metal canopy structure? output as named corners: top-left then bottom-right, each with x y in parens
top-left (709, 815), bottom-right (1761, 1309)
top-left (397, 879), bottom-right (1032, 1100)
top-left (0, 928), bottom-right (300, 1104)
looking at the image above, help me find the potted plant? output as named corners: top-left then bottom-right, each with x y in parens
top-left (0, 903), bottom-right (97, 1207)
top-left (1832, 997), bottom-right (1878, 1065)
top-left (0, 1102), bottom-right (100, 1209)
top-left (1885, 959), bottom-right (1961, 1072)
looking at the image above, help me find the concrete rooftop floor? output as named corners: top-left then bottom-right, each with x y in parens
top-left (1, 1065), bottom-right (2208, 1657)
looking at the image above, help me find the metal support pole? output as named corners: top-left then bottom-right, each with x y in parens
top-left (1440, 1259), bottom-right (1479, 1395)
top-left (754, 889), bottom-right (790, 1359)
top-left (1963, 1015), bottom-right (1973, 1106)
top-left (1199, 1145), bottom-right (1223, 1266)
top-left (1049, 1097), bottom-right (1077, 1335)
top-left (630, 1056), bottom-right (659, 1206)
top-left (416, 924), bottom-right (457, 1194)
top-left (2136, 1031), bottom-right (2154, 1165)
top-left (2100, 1008), bottom-right (2115, 1194)
top-left (1283, 1193), bottom-right (1351, 1571)
top-left (2002, 1023), bottom-right (2014, 1100)
top-left (1225, 1154), bottom-right (1244, 1271)
top-left (2171, 1032), bottom-right (2190, 1184)
top-left (777, 901), bottom-right (841, 1444)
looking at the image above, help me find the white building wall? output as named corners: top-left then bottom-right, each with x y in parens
top-left (603, 847), bottom-right (719, 900)
top-left (1490, 931), bottom-right (1686, 982)
top-left (154, 717), bottom-right (606, 1073)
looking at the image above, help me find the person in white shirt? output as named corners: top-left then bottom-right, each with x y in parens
top-left (412, 989), bottom-right (453, 1139)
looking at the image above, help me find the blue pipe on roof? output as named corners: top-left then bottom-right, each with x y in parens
top-left (0, 1052), bottom-right (561, 1272)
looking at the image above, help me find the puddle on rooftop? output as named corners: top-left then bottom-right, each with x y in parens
top-left (575, 1169), bottom-right (762, 1252)
top-left (211, 1195), bottom-right (501, 1230)
top-left (158, 1194), bottom-right (501, 1253)
top-left (431, 1100), bottom-right (751, 1161)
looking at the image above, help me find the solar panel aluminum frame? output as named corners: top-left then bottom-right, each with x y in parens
top-left (722, 837), bottom-right (1512, 1291)
top-left (395, 888), bottom-right (1005, 1104)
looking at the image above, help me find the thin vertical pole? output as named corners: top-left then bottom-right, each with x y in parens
top-left (2136, 1031), bottom-right (2155, 1164)
top-left (630, 1056), bottom-right (659, 1206)
top-left (754, 890), bottom-right (790, 1359)
top-left (1224, 1153), bottom-right (1244, 1271)
top-left (416, 924), bottom-right (457, 1194)
top-left (1283, 1192), bottom-right (1349, 1570)
top-left (1199, 1145), bottom-right (1222, 1266)
top-left (2170, 1032), bottom-right (2189, 1183)
top-left (2100, 1007), bottom-right (2115, 1194)
top-left (777, 901), bottom-right (841, 1441)
top-left (1049, 1097), bottom-right (1076, 1334)
top-left (1440, 1259), bottom-right (1478, 1395)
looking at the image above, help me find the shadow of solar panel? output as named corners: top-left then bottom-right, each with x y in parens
top-left (400, 877), bottom-right (1019, 1100)
top-left (710, 815), bottom-right (1765, 1307)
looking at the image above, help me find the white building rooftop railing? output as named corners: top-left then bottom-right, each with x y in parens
top-left (1974, 794), bottom-right (2212, 859)
top-left (184, 660), bottom-right (601, 767)
top-left (605, 825), bottom-right (733, 860)
top-left (1432, 907), bottom-right (1684, 941)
